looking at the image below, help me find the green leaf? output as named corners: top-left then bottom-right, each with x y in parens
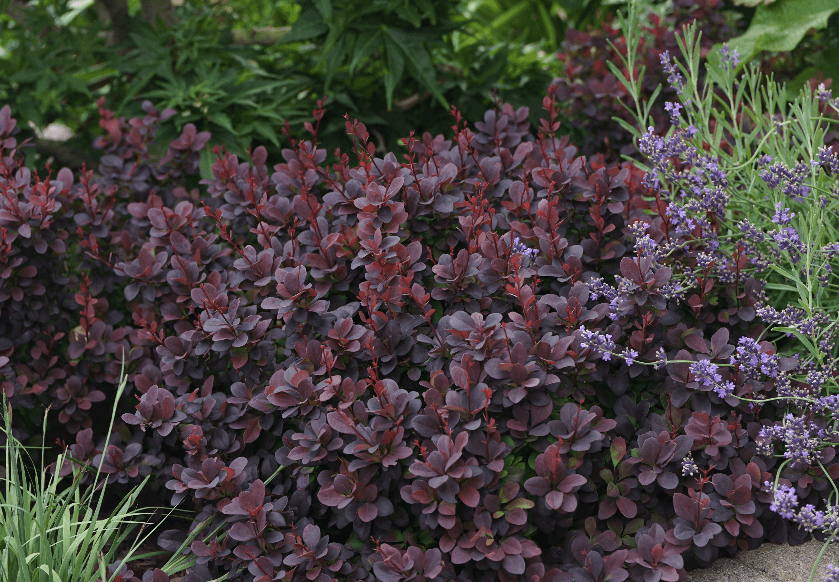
top-left (489, 3), bottom-right (530, 33)
top-left (431, 299), bottom-right (445, 324)
top-left (610, 436), bottom-right (627, 467)
top-left (199, 147), bottom-right (215, 182)
top-left (383, 28), bottom-right (448, 109)
top-left (253, 122), bottom-right (280, 147)
top-left (278, 8), bottom-right (328, 43)
top-left (323, 35), bottom-right (347, 92)
top-left (313, 0), bottom-right (333, 20)
top-left (383, 35), bottom-right (405, 111)
top-left (786, 46), bottom-right (839, 95)
top-left (721, 0), bottom-right (839, 62)
top-left (346, 532), bottom-right (364, 551)
top-left (210, 112), bottom-right (235, 133)
top-left (506, 498), bottom-right (535, 510)
top-left (625, 518), bottom-right (645, 535)
top-left (535, 2), bottom-right (557, 49)
top-left (55, 0), bottom-right (94, 27)
top-left (348, 30), bottom-right (383, 74)
top-left (764, 282), bottom-right (803, 293)
top-left (774, 326), bottom-right (818, 355)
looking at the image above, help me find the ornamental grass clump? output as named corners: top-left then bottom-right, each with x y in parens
top-left (0, 362), bottom-right (202, 582)
top-left (2, 23), bottom-right (839, 580)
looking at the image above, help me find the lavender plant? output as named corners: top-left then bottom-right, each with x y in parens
top-left (610, 2), bottom-right (839, 580)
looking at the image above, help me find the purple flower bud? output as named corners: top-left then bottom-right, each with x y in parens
top-left (713, 381), bottom-right (736, 399)
top-left (664, 101), bottom-right (682, 126)
top-left (511, 237), bottom-right (539, 260)
top-left (730, 337), bottom-right (780, 381)
top-left (817, 83), bottom-right (834, 102)
top-left (681, 454), bottom-right (698, 477)
top-left (771, 202), bottom-right (795, 225)
top-left (760, 414), bottom-right (823, 468)
top-left (689, 360), bottom-right (722, 387)
top-left (772, 226), bottom-right (804, 257)
top-left (718, 44), bottom-right (740, 71)
top-left (818, 145), bottom-right (839, 175)
top-left (765, 481), bottom-right (798, 519)
top-left (660, 51), bottom-right (685, 95)
top-left (796, 504), bottom-right (826, 533)
top-left (579, 326), bottom-right (616, 361)
top-left (654, 347), bottom-right (668, 370)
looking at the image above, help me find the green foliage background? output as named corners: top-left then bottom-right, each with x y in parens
top-left (0, 0), bottom-right (619, 169)
top-left (1, 0), bottom-right (839, 171)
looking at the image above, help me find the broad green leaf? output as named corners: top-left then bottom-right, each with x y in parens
top-left (610, 437), bottom-right (627, 467)
top-left (37, 564), bottom-right (63, 582)
top-left (278, 9), bottom-right (328, 43)
top-left (71, 65), bottom-right (118, 84)
top-left (773, 326), bottom-right (818, 354)
top-left (786, 47), bottom-right (839, 95)
top-left (506, 498), bottom-right (535, 510)
top-left (535, 2), bottom-right (557, 49)
top-left (720, 0), bottom-right (839, 62)
top-left (9, 69), bottom-right (42, 83)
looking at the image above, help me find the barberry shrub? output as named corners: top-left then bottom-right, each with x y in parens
top-left (0, 83), bottom-right (818, 582)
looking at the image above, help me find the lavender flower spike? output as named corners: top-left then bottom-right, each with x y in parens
top-left (689, 360), bottom-right (722, 387)
top-left (765, 481), bottom-right (798, 520)
top-left (511, 237), bottom-right (539, 260)
top-left (771, 202), bottom-right (795, 226)
top-left (719, 44), bottom-right (740, 71)
top-left (653, 347), bottom-right (668, 370)
top-left (579, 326), bottom-right (616, 361)
top-left (659, 51), bottom-right (685, 95)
